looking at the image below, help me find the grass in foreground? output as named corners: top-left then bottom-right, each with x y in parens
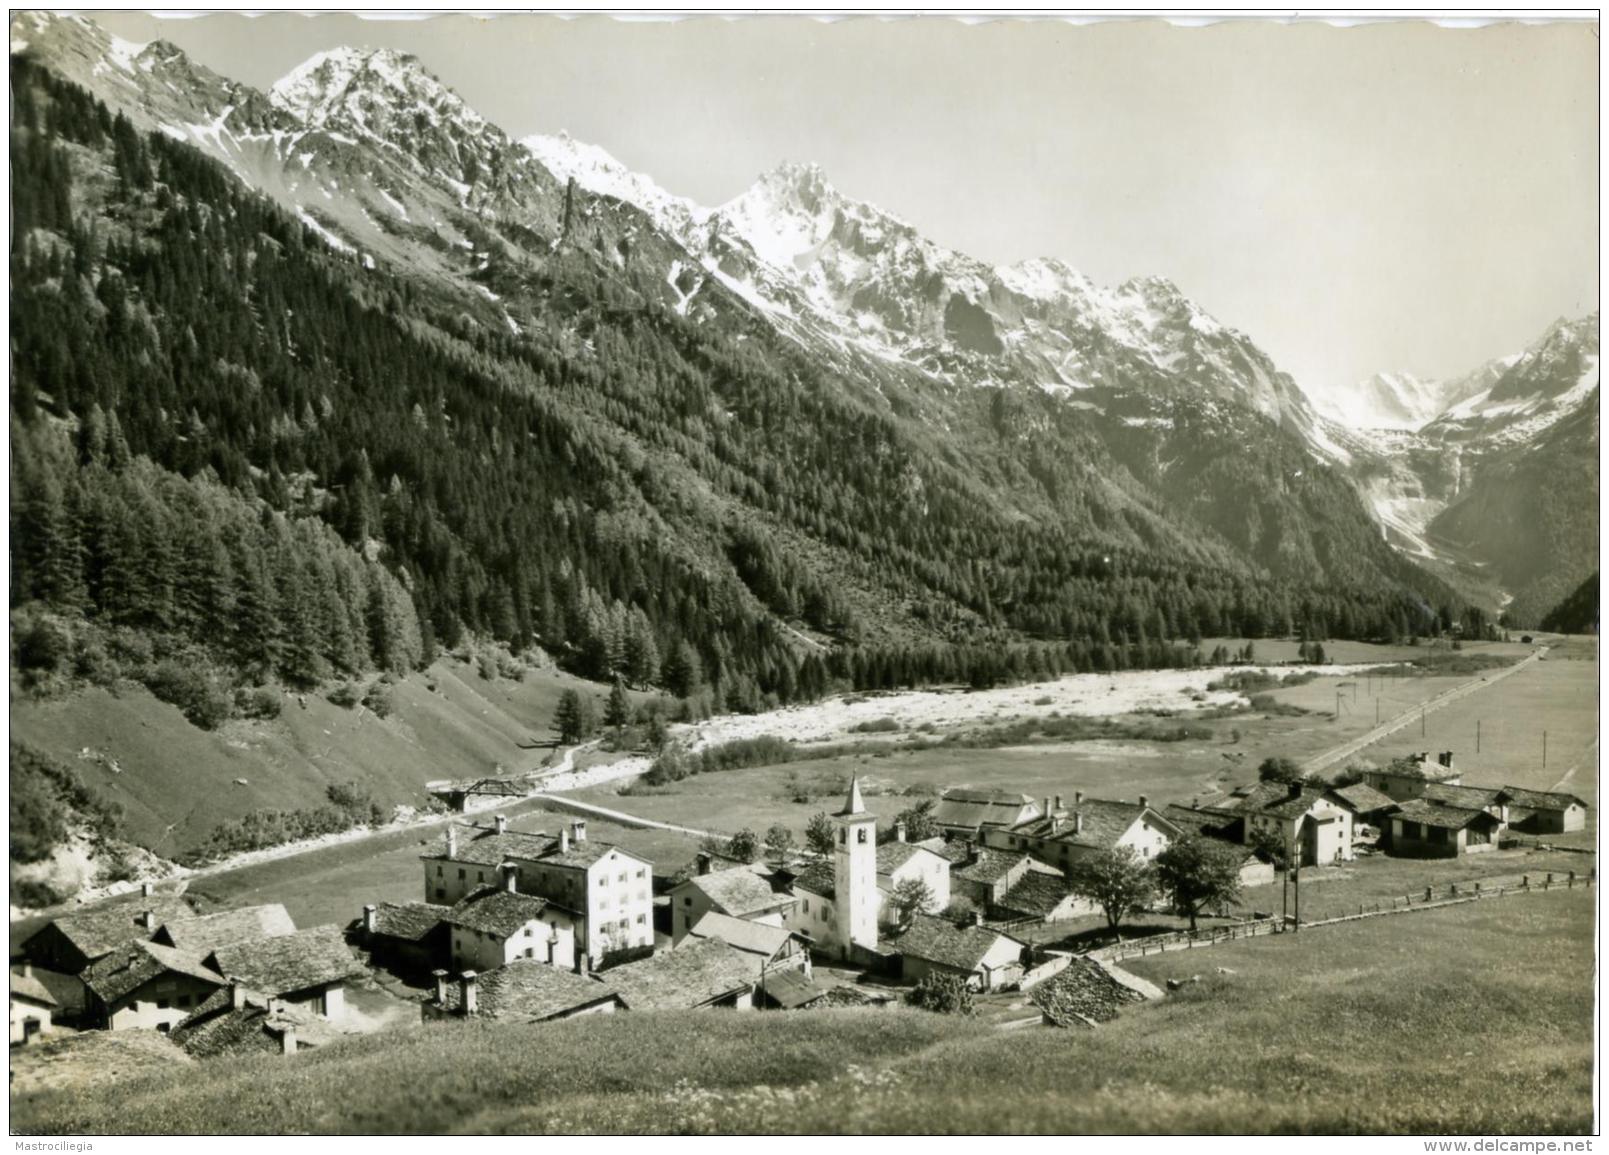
top-left (12, 890), bottom-right (1593, 1135)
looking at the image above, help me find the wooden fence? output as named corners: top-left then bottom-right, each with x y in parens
top-left (1083, 867), bottom-right (1593, 964)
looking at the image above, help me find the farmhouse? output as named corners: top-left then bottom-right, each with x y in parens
top-left (876, 836), bottom-right (951, 918)
top-left (685, 910), bottom-right (809, 979)
top-left (207, 925), bottom-right (362, 1019)
top-left (891, 913), bottom-right (1025, 992)
top-left (1216, 782), bottom-right (1356, 866)
top-left (10, 964), bottom-right (57, 1045)
top-left (1158, 803), bottom-right (1276, 885)
top-left (81, 940), bottom-right (227, 1032)
top-left (604, 936), bottom-right (756, 1011)
top-left (443, 872), bottom-right (581, 974)
top-left (669, 862), bottom-right (796, 942)
top-left (1386, 799), bottom-right (1502, 858)
top-left (993, 872), bottom-right (1090, 924)
top-left (755, 967), bottom-right (831, 1010)
top-left (20, 892), bottom-right (194, 976)
top-left (422, 962), bottom-right (623, 1023)
top-left (1498, 787), bottom-right (1589, 834)
top-left (356, 901), bottom-right (451, 976)
top-left (949, 846), bottom-right (1036, 908)
top-left (1331, 782), bottom-right (1398, 838)
top-left (1364, 751), bottom-right (1462, 801)
top-left (171, 986), bottom-right (347, 1057)
top-left (780, 859), bottom-right (838, 944)
top-left (984, 794), bottom-right (1180, 871)
top-left (153, 904), bottom-right (297, 956)
top-left (421, 815), bottom-right (654, 965)
top-left (930, 788), bottom-right (1043, 837)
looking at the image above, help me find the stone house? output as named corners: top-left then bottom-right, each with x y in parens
top-left (19, 892), bottom-right (194, 977)
top-left (603, 936), bottom-right (756, 1011)
top-left (875, 835), bottom-right (951, 922)
top-left (891, 913), bottom-right (1025, 992)
top-left (171, 985), bottom-right (346, 1057)
top-left (992, 872), bottom-right (1091, 924)
top-left (1158, 803), bottom-right (1277, 885)
top-left (1386, 799), bottom-right (1503, 858)
top-left (207, 924), bottom-right (362, 1020)
top-left (1497, 787), bottom-right (1589, 834)
top-left (669, 862), bottom-right (796, 943)
top-left (1215, 782), bottom-right (1356, 866)
top-left (983, 794), bottom-right (1181, 872)
top-left (443, 870), bottom-right (581, 974)
top-left (929, 788), bottom-right (1044, 837)
top-left (422, 816), bottom-right (654, 965)
top-left (685, 910), bottom-right (809, 980)
top-left (422, 962), bottom-right (623, 1024)
top-left (1330, 783), bottom-right (1399, 843)
top-left (10, 964), bottom-right (57, 1045)
top-left (81, 940), bottom-right (227, 1033)
top-left (1364, 751), bottom-right (1462, 801)
top-left (355, 901), bottom-right (451, 976)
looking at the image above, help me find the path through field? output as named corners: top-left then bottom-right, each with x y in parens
top-left (1302, 646), bottom-right (1548, 773)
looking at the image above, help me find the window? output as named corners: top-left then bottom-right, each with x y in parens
top-left (600, 874), bottom-right (610, 886)
top-left (683, 896), bottom-right (692, 906)
top-left (618, 872), bottom-right (627, 884)
top-left (636, 914), bottom-right (646, 924)
top-left (435, 888), bottom-right (446, 902)
top-left (478, 871), bottom-right (486, 883)
top-left (802, 899), bottom-right (810, 913)
top-left (525, 949), bottom-right (535, 959)
top-left (458, 868), bottom-right (466, 880)
top-left (857, 828), bottom-right (868, 844)
top-left (157, 998), bottom-right (170, 1009)
top-left (637, 869), bottom-right (646, 879)
top-left (437, 865), bottom-right (443, 876)
top-left (157, 1023), bottom-right (171, 1034)
top-left (525, 927), bottom-right (533, 937)
top-left (177, 994), bottom-right (192, 1009)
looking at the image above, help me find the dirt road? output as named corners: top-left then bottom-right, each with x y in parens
top-left (1302, 646), bottom-right (1548, 774)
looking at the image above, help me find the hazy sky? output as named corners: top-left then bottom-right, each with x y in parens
top-left (90, 12), bottom-right (1598, 395)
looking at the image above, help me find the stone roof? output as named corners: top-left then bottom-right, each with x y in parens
top-left (82, 941), bottom-right (225, 1005)
top-left (155, 905), bottom-right (297, 956)
top-left (1380, 756), bottom-right (1461, 782)
top-left (437, 961), bottom-right (622, 1021)
top-left (1220, 782), bottom-right (1347, 821)
top-left (687, 911), bottom-right (795, 958)
top-left (444, 887), bottom-right (565, 939)
top-left (951, 846), bottom-right (1029, 886)
top-left (1007, 799), bottom-right (1174, 851)
top-left (1158, 804), bottom-right (1238, 840)
top-left (677, 866), bottom-right (795, 918)
top-left (171, 990), bottom-right (345, 1057)
top-left (368, 901), bottom-right (450, 943)
top-left (209, 925), bottom-right (361, 997)
top-left (604, 937), bottom-right (754, 1010)
top-left (1420, 783), bottom-right (1504, 810)
top-left (1331, 783), bottom-right (1397, 815)
top-left (1498, 786), bottom-right (1588, 811)
top-left (1391, 799), bottom-right (1501, 831)
top-left (422, 824), bottom-right (636, 870)
top-left (28, 896), bottom-right (195, 964)
top-left (758, 968), bottom-right (830, 1009)
top-left (891, 913), bottom-right (1022, 974)
top-left (995, 873), bottom-right (1078, 919)
top-left (875, 840), bottom-right (943, 877)
top-left (10, 969), bottom-right (58, 1007)
top-left (788, 860), bottom-right (836, 897)
top-left (931, 789), bottom-right (1039, 830)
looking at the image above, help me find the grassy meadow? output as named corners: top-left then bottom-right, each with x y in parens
top-left (12, 889), bottom-right (1593, 1135)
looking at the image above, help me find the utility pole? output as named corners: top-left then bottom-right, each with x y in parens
top-left (1543, 730), bottom-right (1548, 768)
top-left (1421, 707), bottom-right (1426, 738)
top-left (1477, 719), bottom-right (1481, 754)
top-left (1335, 689), bottom-right (1343, 720)
top-left (1375, 698), bottom-right (1380, 725)
top-left (1293, 852), bottom-right (1300, 934)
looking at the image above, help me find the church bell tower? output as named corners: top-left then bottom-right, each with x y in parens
top-left (833, 775), bottom-right (878, 957)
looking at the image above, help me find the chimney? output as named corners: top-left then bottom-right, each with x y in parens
top-left (1439, 751), bottom-right (1454, 769)
top-left (1074, 812), bottom-right (1084, 835)
top-left (495, 813), bottom-right (508, 836)
top-left (446, 826), bottom-right (458, 858)
top-left (141, 881), bottom-right (154, 898)
top-left (277, 1023), bottom-right (297, 1056)
top-left (571, 819), bottom-right (587, 844)
top-left (231, 983), bottom-right (248, 1011)
top-left (1139, 794), bottom-right (1149, 809)
top-left (1192, 797), bottom-right (1200, 810)
top-left (1288, 781), bottom-right (1304, 799)
top-left (141, 910), bottom-right (156, 932)
top-left (20, 962), bottom-right (33, 980)
top-left (431, 969), bottom-right (449, 1006)
top-left (460, 971), bottom-right (479, 1017)
top-left (1074, 790), bottom-right (1084, 806)
top-left (363, 904), bottom-right (377, 935)
top-left (894, 822), bottom-right (907, 843)
top-left (501, 862), bottom-right (519, 893)
top-left (969, 909), bottom-right (984, 928)
top-left (1054, 794), bottom-right (1063, 813)
top-left (696, 852), bottom-right (712, 876)
top-left (1042, 797), bottom-right (1051, 818)
top-left (574, 950), bottom-right (589, 978)
top-left (559, 827), bottom-right (570, 854)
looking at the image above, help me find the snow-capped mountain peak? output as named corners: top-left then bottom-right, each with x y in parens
top-left (270, 46), bottom-right (479, 129)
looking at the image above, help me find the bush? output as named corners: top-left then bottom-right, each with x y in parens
top-left (72, 635), bottom-right (119, 687)
top-left (144, 660), bottom-right (232, 729)
top-left (328, 681), bottom-right (361, 708)
top-left (906, 973), bottom-right (975, 1015)
top-left (15, 616), bottom-right (71, 673)
top-left (362, 681), bottom-right (394, 718)
top-left (850, 717), bottom-right (901, 733)
top-left (478, 653), bottom-right (498, 681)
top-left (496, 653), bottom-right (526, 681)
top-left (236, 686), bottom-right (284, 720)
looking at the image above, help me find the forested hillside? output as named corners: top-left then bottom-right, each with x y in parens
top-left (10, 53), bottom-right (1464, 728)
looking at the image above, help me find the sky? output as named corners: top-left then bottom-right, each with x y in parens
top-left (89, 12), bottom-right (1599, 397)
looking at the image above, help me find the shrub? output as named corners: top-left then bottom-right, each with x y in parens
top-left (478, 653), bottom-right (498, 681)
top-left (328, 681), bottom-right (361, 709)
top-left (497, 653), bottom-right (526, 681)
top-left (72, 635), bottom-right (119, 687)
top-left (906, 973), bottom-right (975, 1015)
top-left (236, 686), bottom-right (284, 720)
top-left (15, 616), bottom-right (70, 673)
top-left (144, 660), bottom-right (232, 729)
top-left (850, 717), bottom-right (900, 733)
top-left (362, 681), bottom-right (394, 718)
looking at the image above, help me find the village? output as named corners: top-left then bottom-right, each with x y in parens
top-left (9, 747), bottom-right (1591, 1058)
